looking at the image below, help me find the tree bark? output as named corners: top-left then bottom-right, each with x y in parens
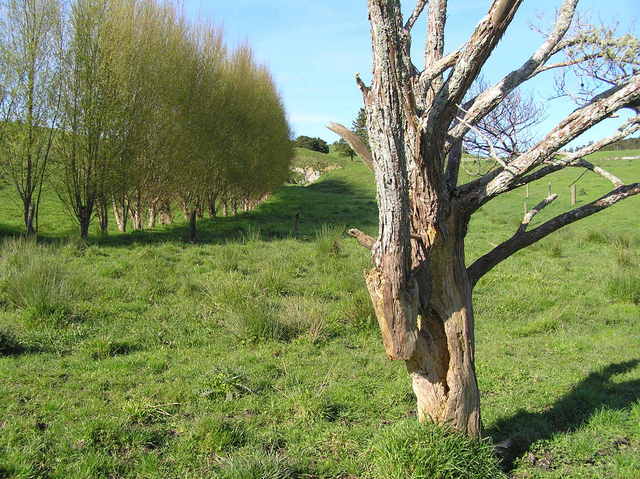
top-left (79, 206), bottom-right (91, 240)
top-left (113, 199), bottom-right (128, 233)
top-left (96, 198), bottom-right (109, 235)
top-left (23, 197), bottom-right (36, 236)
top-left (406, 214), bottom-right (480, 436)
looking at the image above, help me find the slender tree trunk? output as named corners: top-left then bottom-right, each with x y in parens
top-left (148, 199), bottom-right (159, 228)
top-left (113, 199), bottom-right (128, 233)
top-left (188, 209), bottom-right (197, 242)
top-left (79, 206), bottom-right (91, 240)
top-left (23, 197), bottom-right (36, 236)
top-left (130, 193), bottom-right (144, 231)
top-left (159, 202), bottom-right (173, 225)
top-left (96, 199), bottom-right (108, 235)
top-left (222, 200), bottom-right (228, 217)
top-left (207, 193), bottom-right (217, 217)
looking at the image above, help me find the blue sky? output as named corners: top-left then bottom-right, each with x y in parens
top-left (184, 1), bottom-right (639, 146)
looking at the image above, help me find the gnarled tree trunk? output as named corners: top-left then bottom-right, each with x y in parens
top-left (332, 0), bottom-right (640, 440)
top-left (407, 211), bottom-right (480, 436)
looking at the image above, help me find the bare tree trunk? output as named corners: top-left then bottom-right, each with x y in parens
top-left (207, 193), bottom-right (217, 217)
top-left (96, 199), bottom-right (109, 235)
top-left (222, 200), bottom-right (228, 217)
top-left (113, 198), bottom-right (129, 233)
top-left (148, 198), bottom-right (160, 228)
top-left (79, 205), bottom-right (91, 240)
top-left (188, 209), bottom-right (197, 242)
top-left (23, 197), bottom-right (36, 236)
top-left (406, 215), bottom-right (480, 436)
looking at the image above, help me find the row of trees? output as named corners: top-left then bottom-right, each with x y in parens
top-left (0, 0), bottom-right (292, 240)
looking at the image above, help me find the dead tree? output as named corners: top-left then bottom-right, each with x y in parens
top-left (329, 0), bottom-right (640, 438)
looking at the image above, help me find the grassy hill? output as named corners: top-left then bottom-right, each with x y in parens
top-left (0, 153), bottom-right (639, 478)
top-left (292, 147), bottom-right (355, 171)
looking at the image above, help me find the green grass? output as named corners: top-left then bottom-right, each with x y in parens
top-left (292, 147), bottom-right (354, 171)
top-left (585, 149), bottom-right (640, 160)
top-left (0, 155), bottom-right (639, 478)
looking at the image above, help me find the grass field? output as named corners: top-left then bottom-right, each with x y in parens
top-left (0, 150), bottom-right (639, 478)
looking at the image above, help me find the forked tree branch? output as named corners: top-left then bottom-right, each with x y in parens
top-left (430, 0), bottom-right (523, 125)
top-left (468, 183), bottom-right (640, 286)
top-left (327, 122), bottom-right (374, 170)
top-left (518, 194), bottom-right (558, 234)
top-left (505, 116), bottom-right (639, 190)
top-left (459, 76), bottom-right (640, 208)
top-left (448, 0), bottom-right (579, 143)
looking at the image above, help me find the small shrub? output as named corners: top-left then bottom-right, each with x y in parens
top-left (512, 317), bottom-right (559, 337)
top-left (0, 238), bottom-right (79, 319)
top-left (189, 417), bottom-right (247, 454)
top-left (606, 271), bottom-right (640, 305)
top-left (224, 301), bottom-right (293, 342)
top-left (615, 247), bottom-right (637, 268)
top-left (548, 242), bottom-right (563, 258)
top-left (242, 225), bottom-right (262, 244)
top-left (368, 420), bottom-right (506, 479)
top-left (85, 337), bottom-right (140, 360)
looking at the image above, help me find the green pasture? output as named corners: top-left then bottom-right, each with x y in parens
top-left (0, 151), bottom-right (639, 478)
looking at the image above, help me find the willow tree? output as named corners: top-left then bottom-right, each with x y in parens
top-left (54, 0), bottom-right (122, 240)
top-left (330, 0), bottom-right (640, 438)
top-left (0, 0), bottom-right (62, 235)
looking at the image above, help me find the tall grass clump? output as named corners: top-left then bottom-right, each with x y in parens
top-left (606, 270), bottom-right (640, 305)
top-left (368, 420), bottom-right (506, 479)
top-left (0, 238), bottom-right (78, 319)
top-left (216, 452), bottom-right (295, 479)
top-left (315, 224), bottom-right (344, 258)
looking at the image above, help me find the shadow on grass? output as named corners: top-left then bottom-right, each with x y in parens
top-left (489, 359), bottom-right (640, 470)
top-left (0, 176), bottom-right (378, 248)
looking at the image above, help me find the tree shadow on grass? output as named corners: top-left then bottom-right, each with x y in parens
top-left (488, 359), bottom-right (640, 470)
top-left (0, 177), bottom-right (378, 248)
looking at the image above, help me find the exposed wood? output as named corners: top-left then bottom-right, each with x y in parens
top-left (348, 228), bottom-right (375, 250)
top-left (364, 0), bottom-right (421, 361)
top-left (431, 0), bottom-right (523, 126)
top-left (326, 122), bottom-right (374, 170)
top-left (518, 194), bottom-right (558, 234)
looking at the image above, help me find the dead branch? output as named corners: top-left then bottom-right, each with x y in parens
top-left (518, 194), bottom-right (558, 234)
top-left (348, 228), bottom-right (375, 250)
top-left (448, 0), bottom-right (579, 141)
top-left (430, 0), bottom-right (523, 124)
top-left (468, 183), bottom-right (640, 286)
top-left (425, 0), bottom-right (447, 66)
top-left (506, 116), bottom-right (640, 191)
top-left (460, 76), bottom-right (640, 207)
top-left (405, 0), bottom-right (429, 32)
top-left (355, 73), bottom-right (370, 96)
top-left (326, 122), bottom-right (374, 171)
